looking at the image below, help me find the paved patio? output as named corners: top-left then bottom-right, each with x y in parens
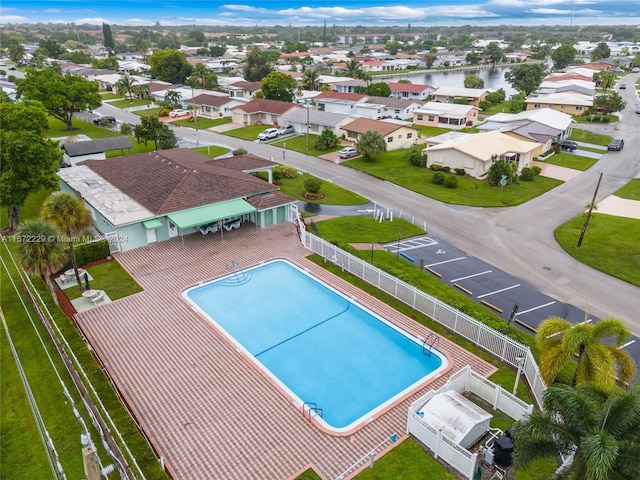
top-left (74, 223), bottom-right (495, 479)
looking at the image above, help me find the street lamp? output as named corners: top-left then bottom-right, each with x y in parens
top-left (513, 356), bottom-right (524, 395)
top-left (306, 102), bottom-right (310, 151)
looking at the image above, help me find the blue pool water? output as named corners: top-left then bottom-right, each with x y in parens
top-left (183, 259), bottom-right (448, 432)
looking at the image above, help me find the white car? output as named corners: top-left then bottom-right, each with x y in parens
top-left (258, 128), bottom-right (279, 141)
top-left (169, 109), bottom-right (190, 118)
top-left (337, 147), bottom-right (358, 159)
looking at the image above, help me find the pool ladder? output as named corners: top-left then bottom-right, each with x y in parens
top-left (422, 333), bottom-right (440, 357)
top-left (303, 402), bottom-right (323, 421)
top-left (224, 260), bottom-right (251, 285)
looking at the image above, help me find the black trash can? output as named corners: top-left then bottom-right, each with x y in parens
top-left (494, 435), bottom-right (514, 468)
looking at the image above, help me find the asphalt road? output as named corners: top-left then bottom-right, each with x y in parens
top-left (95, 75), bottom-right (640, 337)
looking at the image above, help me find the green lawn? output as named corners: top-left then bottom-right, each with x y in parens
top-left (541, 152), bottom-right (598, 171)
top-left (171, 116), bottom-right (231, 130)
top-left (555, 214), bottom-right (640, 286)
top-left (344, 149), bottom-right (562, 207)
top-left (132, 107), bottom-right (164, 117)
top-left (191, 145), bottom-right (231, 158)
top-left (278, 173), bottom-right (369, 205)
top-left (221, 124), bottom-right (272, 140)
top-left (412, 125), bottom-right (452, 138)
top-left (109, 98), bottom-right (154, 109)
top-left (272, 134), bottom-right (343, 157)
top-left (569, 128), bottom-right (613, 146)
top-left (572, 114), bottom-right (618, 124)
top-left (100, 92), bottom-right (122, 100)
top-left (614, 179), bottom-right (640, 200)
top-left (578, 145), bottom-right (607, 154)
top-left (313, 217), bottom-right (424, 243)
top-left (480, 100), bottom-right (511, 115)
top-left (63, 260), bottom-right (143, 301)
top-left (354, 438), bottom-right (456, 480)
top-left (46, 116), bottom-right (123, 139)
top-left (105, 136), bottom-right (157, 157)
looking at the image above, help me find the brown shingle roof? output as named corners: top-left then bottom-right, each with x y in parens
top-left (341, 117), bottom-right (402, 137)
top-left (206, 154), bottom-right (278, 171)
top-left (189, 93), bottom-right (236, 107)
top-left (246, 191), bottom-right (297, 210)
top-left (232, 99), bottom-right (300, 115)
top-left (79, 149), bottom-right (277, 215)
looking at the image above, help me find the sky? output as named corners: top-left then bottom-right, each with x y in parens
top-left (1, 0), bottom-right (639, 27)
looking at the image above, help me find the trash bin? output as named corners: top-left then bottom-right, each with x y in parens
top-left (494, 435), bottom-right (514, 468)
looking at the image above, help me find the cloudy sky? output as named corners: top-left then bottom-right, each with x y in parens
top-left (1, 0), bottom-right (639, 26)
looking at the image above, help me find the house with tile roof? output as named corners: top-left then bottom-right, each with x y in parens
top-left (431, 86), bottom-right (491, 107)
top-left (188, 93), bottom-right (248, 118)
top-left (340, 118), bottom-right (419, 151)
top-left (230, 99), bottom-right (301, 126)
top-left (388, 82), bottom-right (435, 101)
top-left (219, 81), bottom-right (262, 98)
top-left (424, 130), bottom-right (540, 179)
top-left (413, 102), bottom-right (480, 129)
top-left (60, 137), bottom-right (134, 167)
top-left (57, 149), bottom-right (296, 252)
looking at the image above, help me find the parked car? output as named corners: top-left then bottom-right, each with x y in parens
top-left (632, 67), bottom-right (640, 73)
top-left (278, 124), bottom-right (295, 136)
top-left (607, 139), bottom-right (624, 151)
top-left (169, 109), bottom-right (190, 118)
top-left (618, 83), bottom-right (627, 90)
top-left (556, 139), bottom-right (578, 151)
top-left (636, 104), bottom-right (640, 114)
top-left (337, 147), bottom-right (358, 159)
top-left (92, 115), bottom-right (116, 125)
top-left (258, 128), bottom-right (279, 141)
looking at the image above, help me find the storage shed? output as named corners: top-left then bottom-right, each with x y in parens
top-left (418, 390), bottom-right (491, 449)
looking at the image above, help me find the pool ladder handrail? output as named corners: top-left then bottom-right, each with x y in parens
top-left (422, 333), bottom-right (440, 356)
top-left (225, 259), bottom-right (249, 285)
top-left (302, 401), bottom-right (323, 421)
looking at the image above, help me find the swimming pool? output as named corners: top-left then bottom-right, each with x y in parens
top-left (183, 259), bottom-right (448, 433)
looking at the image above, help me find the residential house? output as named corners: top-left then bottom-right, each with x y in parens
top-left (230, 98), bottom-right (301, 125)
top-left (524, 92), bottom-right (593, 115)
top-left (315, 91), bottom-right (369, 115)
top-left (279, 109), bottom-right (355, 138)
top-left (413, 102), bottom-right (480, 129)
top-left (219, 81), bottom-right (262, 98)
top-left (340, 118), bottom-right (418, 151)
top-left (423, 130), bottom-right (540, 179)
top-left (364, 97), bottom-right (425, 121)
top-left (57, 149), bottom-right (296, 252)
top-left (331, 79), bottom-right (368, 93)
top-left (188, 93), bottom-right (248, 118)
top-left (388, 82), bottom-right (435, 101)
top-left (431, 86), bottom-right (490, 107)
top-left (481, 108), bottom-right (575, 140)
top-left (487, 121), bottom-right (561, 156)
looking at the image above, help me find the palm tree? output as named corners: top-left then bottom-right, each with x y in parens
top-left (15, 219), bottom-right (66, 306)
top-left (132, 84), bottom-right (151, 101)
top-left (41, 192), bottom-right (92, 289)
top-left (344, 58), bottom-right (362, 79)
top-left (512, 383), bottom-right (640, 480)
top-left (302, 68), bottom-right (320, 91)
top-left (164, 89), bottom-right (182, 107)
top-left (115, 75), bottom-right (135, 102)
top-left (536, 317), bottom-right (635, 389)
top-left (189, 63), bottom-right (209, 89)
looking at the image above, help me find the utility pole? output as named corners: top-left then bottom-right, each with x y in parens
top-left (577, 171), bottom-right (603, 248)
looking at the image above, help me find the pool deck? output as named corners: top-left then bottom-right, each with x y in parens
top-left (74, 223), bottom-right (496, 479)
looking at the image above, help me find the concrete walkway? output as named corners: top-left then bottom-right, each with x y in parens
top-left (532, 161), bottom-right (582, 182)
top-left (596, 195), bottom-right (640, 219)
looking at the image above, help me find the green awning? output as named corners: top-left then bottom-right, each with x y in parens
top-left (142, 219), bottom-right (163, 230)
top-left (167, 199), bottom-right (256, 230)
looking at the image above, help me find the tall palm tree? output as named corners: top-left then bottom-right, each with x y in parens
top-left (115, 75), bottom-right (135, 102)
top-left (164, 89), bottom-right (182, 107)
top-left (536, 316), bottom-right (635, 389)
top-left (41, 192), bottom-right (92, 289)
top-left (15, 219), bottom-right (66, 306)
top-left (132, 84), bottom-right (151, 101)
top-left (344, 58), bottom-right (362, 79)
top-left (512, 383), bottom-right (640, 480)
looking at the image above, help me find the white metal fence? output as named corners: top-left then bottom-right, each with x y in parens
top-left (407, 366), bottom-right (534, 480)
top-left (294, 219), bottom-right (547, 408)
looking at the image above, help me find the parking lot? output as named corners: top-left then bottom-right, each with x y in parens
top-left (384, 234), bottom-right (640, 384)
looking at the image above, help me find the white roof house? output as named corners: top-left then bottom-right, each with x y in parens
top-left (280, 109), bottom-right (355, 138)
top-left (486, 108), bottom-right (575, 135)
top-left (431, 86), bottom-right (490, 106)
top-left (424, 130), bottom-right (540, 179)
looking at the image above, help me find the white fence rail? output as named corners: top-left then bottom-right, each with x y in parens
top-left (407, 366), bottom-right (533, 480)
top-left (295, 220), bottom-right (547, 408)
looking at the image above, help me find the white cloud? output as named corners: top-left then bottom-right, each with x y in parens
top-left (0, 14), bottom-right (28, 23)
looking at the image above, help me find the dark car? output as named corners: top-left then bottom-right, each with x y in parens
top-left (607, 139), bottom-right (624, 151)
top-left (92, 115), bottom-right (116, 125)
top-left (557, 139), bottom-right (578, 151)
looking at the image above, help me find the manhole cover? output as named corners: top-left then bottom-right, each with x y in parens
top-left (543, 266), bottom-right (552, 270)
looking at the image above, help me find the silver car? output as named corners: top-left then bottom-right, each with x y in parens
top-left (338, 147), bottom-right (358, 159)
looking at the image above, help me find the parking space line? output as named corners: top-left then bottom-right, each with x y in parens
top-left (619, 340), bottom-right (636, 349)
top-left (477, 284), bottom-right (521, 298)
top-left (517, 301), bottom-right (556, 315)
top-left (450, 270), bottom-right (492, 283)
top-left (426, 257), bottom-right (466, 267)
